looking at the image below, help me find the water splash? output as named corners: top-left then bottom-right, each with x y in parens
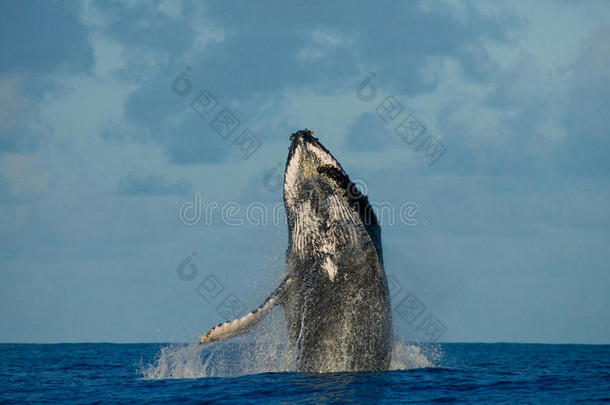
top-left (141, 326), bottom-right (441, 379)
top-left (140, 311), bottom-right (295, 379)
top-left (139, 343), bottom-right (206, 379)
top-left (389, 339), bottom-right (443, 370)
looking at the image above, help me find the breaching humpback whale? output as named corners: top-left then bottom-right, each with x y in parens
top-left (199, 130), bottom-right (392, 372)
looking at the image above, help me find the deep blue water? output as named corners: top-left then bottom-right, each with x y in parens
top-left (1, 343), bottom-right (609, 404)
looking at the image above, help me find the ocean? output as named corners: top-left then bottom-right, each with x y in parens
top-left (1, 342), bottom-right (609, 404)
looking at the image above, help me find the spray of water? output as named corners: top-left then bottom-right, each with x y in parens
top-left (389, 338), bottom-right (443, 370)
top-left (140, 312), bottom-right (442, 379)
top-left (139, 310), bottom-right (295, 379)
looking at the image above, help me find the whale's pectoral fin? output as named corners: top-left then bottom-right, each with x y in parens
top-left (198, 275), bottom-right (293, 344)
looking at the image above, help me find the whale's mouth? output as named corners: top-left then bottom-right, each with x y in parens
top-left (288, 129), bottom-right (328, 159)
top-left (283, 129), bottom-right (370, 208)
top-left (284, 129), bottom-right (346, 201)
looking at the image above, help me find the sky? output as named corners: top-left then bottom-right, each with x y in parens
top-left (1, 0), bottom-right (609, 344)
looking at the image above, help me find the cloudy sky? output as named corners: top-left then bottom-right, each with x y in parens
top-left (1, 0), bottom-right (609, 344)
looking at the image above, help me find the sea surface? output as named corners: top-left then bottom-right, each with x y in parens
top-left (1, 342), bottom-right (609, 404)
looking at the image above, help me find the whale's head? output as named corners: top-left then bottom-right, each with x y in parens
top-left (284, 129), bottom-right (344, 209)
top-left (283, 130), bottom-right (381, 276)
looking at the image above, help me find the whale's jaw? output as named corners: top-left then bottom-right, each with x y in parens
top-left (283, 129), bottom-right (344, 217)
